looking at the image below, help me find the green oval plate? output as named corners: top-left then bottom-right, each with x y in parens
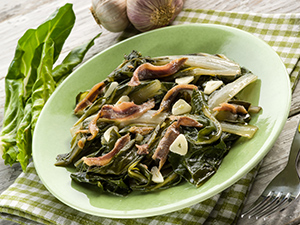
top-left (33, 24), bottom-right (291, 218)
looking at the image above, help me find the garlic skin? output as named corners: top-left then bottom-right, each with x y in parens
top-left (90, 0), bottom-right (129, 32)
top-left (127, 0), bottom-right (184, 32)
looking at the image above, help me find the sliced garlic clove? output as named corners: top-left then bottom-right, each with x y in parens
top-left (175, 76), bottom-right (194, 85)
top-left (115, 95), bottom-right (130, 105)
top-left (170, 134), bottom-right (188, 155)
top-left (151, 166), bottom-right (164, 183)
top-left (135, 133), bottom-right (144, 142)
top-left (103, 126), bottom-right (119, 142)
top-left (172, 99), bottom-right (192, 115)
top-left (104, 81), bottom-right (118, 98)
top-left (204, 80), bottom-right (223, 95)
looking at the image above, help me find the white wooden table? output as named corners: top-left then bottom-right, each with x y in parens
top-left (1, 0), bottom-right (300, 224)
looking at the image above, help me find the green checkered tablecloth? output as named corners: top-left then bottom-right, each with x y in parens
top-left (173, 9), bottom-right (300, 91)
top-left (0, 8), bottom-right (300, 225)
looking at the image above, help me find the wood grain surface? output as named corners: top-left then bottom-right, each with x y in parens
top-left (0, 0), bottom-right (300, 224)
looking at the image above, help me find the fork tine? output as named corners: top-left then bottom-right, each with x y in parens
top-left (254, 192), bottom-right (286, 218)
top-left (241, 119), bottom-right (300, 220)
top-left (241, 192), bottom-right (295, 219)
top-left (257, 193), bottom-right (294, 218)
top-left (248, 192), bottom-right (279, 218)
top-left (241, 191), bottom-right (274, 218)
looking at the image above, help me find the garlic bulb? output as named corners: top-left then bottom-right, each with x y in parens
top-left (90, 0), bottom-right (130, 32)
top-left (127, 0), bottom-right (184, 32)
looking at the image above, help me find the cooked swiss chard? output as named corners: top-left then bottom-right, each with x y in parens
top-left (55, 50), bottom-right (261, 196)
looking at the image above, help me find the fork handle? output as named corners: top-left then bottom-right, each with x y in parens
top-left (285, 122), bottom-right (300, 170)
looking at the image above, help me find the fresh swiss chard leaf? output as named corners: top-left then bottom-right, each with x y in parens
top-left (16, 98), bottom-right (33, 171)
top-left (0, 4), bottom-right (75, 169)
top-left (25, 43), bottom-right (44, 100)
top-left (52, 33), bottom-right (101, 84)
top-left (1, 4), bottom-right (100, 170)
top-left (31, 39), bottom-right (56, 131)
top-left (17, 3), bottom-right (75, 77)
top-left (0, 49), bottom-right (25, 165)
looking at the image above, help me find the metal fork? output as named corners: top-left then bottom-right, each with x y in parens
top-left (241, 120), bottom-right (300, 219)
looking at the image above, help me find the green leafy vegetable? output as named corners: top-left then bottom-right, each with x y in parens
top-left (52, 33), bottom-right (101, 84)
top-left (169, 133), bottom-right (239, 187)
top-left (0, 3), bottom-right (101, 171)
top-left (56, 51), bottom-right (261, 196)
top-left (31, 39), bottom-right (56, 132)
top-left (16, 98), bottom-right (32, 170)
